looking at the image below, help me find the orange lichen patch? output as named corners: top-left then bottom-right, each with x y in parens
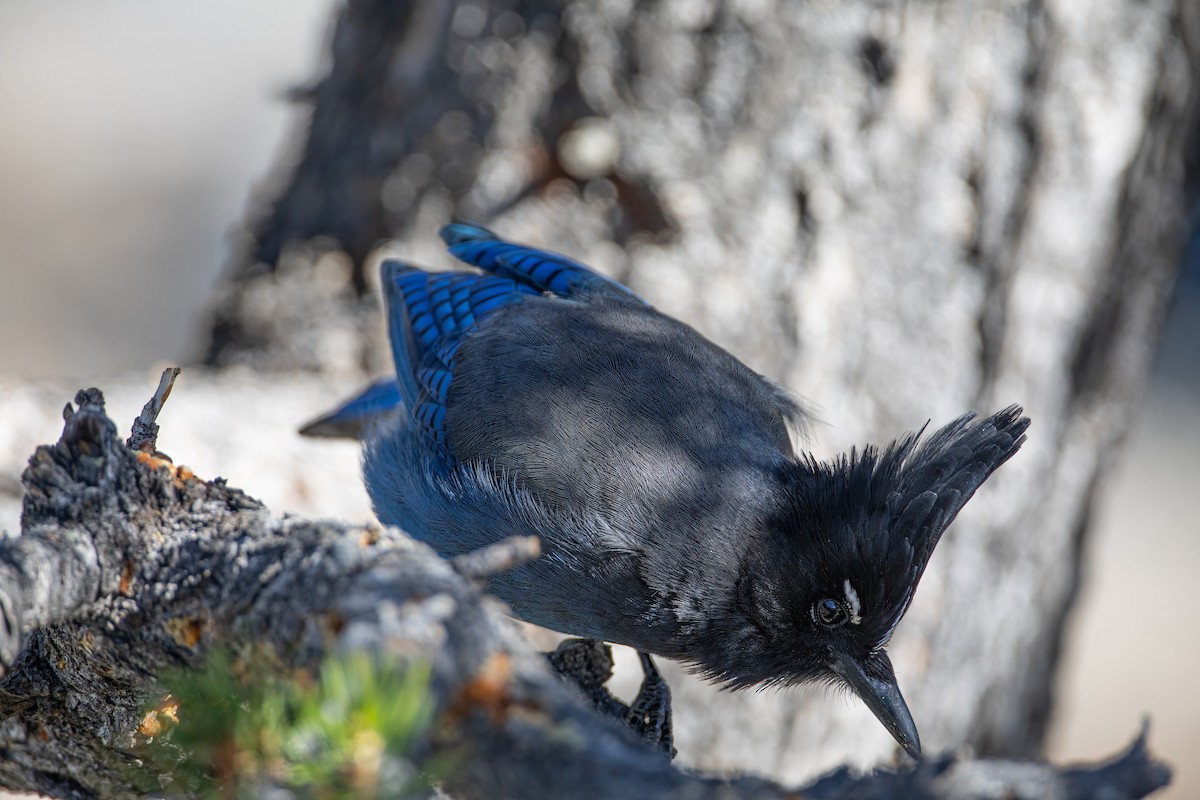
top-left (136, 451), bottom-right (201, 488)
top-left (445, 653), bottom-right (513, 725)
top-left (138, 695), bottom-right (180, 739)
top-left (136, 450), bottom-right (174, 472)
top-left (119, 561), bottom-right (136, 596)
top-left (164, 616), bottom-right (206, 649)
top-left (360, 526), bottom-right (382, 547)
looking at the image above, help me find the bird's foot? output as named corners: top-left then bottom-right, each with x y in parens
top-left (626, 651), bottom-right (675, 758)
top-left (545, 638), bottom-right (628, 719)
top-left (545, 639), bottom-right (675, 759)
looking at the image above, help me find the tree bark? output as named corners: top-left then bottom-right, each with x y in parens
top-left (203, 0), bottom-right (1200, 783)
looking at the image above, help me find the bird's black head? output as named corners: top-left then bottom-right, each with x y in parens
top-left (703, 405), bottom-right (1029, 759)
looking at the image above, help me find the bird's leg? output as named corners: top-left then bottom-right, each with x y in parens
top-left (545, 640), bottom-right (675, 759)
top-left (625, 651), bottom-right (675, 759)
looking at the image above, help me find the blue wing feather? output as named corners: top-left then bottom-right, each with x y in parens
top-left (441, 222), bottom-right (642, 302)
top-left (379, 248), bottom-right (553, 471)
top-left (305, 224), bottom-right (644, 474)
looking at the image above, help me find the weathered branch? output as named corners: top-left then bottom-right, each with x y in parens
top-left (0, 387), bottom-right (1172, 799)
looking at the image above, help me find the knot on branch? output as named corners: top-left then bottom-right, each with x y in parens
top-left (52, 387), bottom-right (119, 491)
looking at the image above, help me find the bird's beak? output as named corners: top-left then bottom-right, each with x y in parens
top-left (830, 651), bottom-right (921, 759)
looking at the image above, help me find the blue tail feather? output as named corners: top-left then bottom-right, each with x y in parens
top-left (299, 377), bottom-right (404, 438)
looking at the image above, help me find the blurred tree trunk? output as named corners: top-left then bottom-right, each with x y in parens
top-left (206, 0), bottom-right (1200, 783)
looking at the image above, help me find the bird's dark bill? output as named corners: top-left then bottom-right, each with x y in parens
top-left (830, 651), bottom-right (921, 759)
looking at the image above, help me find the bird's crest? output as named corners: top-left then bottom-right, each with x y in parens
top-left (781, 405), bottom-right (1029, 644)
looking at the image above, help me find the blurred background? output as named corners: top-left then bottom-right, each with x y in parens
top-left (0, 1), bottom-right (1196, 797)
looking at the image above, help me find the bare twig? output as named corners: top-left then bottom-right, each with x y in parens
top-left (451, 535), bottom-right (541, 580)
top-left (126, 366), bottom-right (181, 453)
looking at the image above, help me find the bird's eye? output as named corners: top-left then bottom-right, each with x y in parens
top-left (812, 598), bottom-right (849, 629)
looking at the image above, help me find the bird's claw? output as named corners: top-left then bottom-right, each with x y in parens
top-left (546, 639), bottom-right (675, 759)
top-left (626, 651), bottom-right (675, 758)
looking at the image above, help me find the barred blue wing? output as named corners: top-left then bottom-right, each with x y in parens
top-left (441, 223), bottom-right (642, 302)
top-left (302, 223), bottom-right (644, 474)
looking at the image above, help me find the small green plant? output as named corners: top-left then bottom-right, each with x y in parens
top-left (141, 648), bottom-right (435, 799)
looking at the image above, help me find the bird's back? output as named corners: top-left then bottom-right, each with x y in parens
top-left (446, 295), bottom-right (798, 542)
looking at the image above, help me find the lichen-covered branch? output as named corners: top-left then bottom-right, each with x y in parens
top-left (0, 386), bottom-right (1173, 799)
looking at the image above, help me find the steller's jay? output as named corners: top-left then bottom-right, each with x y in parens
top-left (304, 223), bottom-right (1030, 759)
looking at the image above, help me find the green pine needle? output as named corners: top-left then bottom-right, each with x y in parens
top-left (140, 648), bottom-right (435, 799)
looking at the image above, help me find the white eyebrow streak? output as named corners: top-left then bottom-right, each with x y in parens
top-left (843, 579), bottom-right (863, 624)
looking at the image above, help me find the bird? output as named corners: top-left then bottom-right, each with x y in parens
top-left (303, 222), bottom-right (1030, 759)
